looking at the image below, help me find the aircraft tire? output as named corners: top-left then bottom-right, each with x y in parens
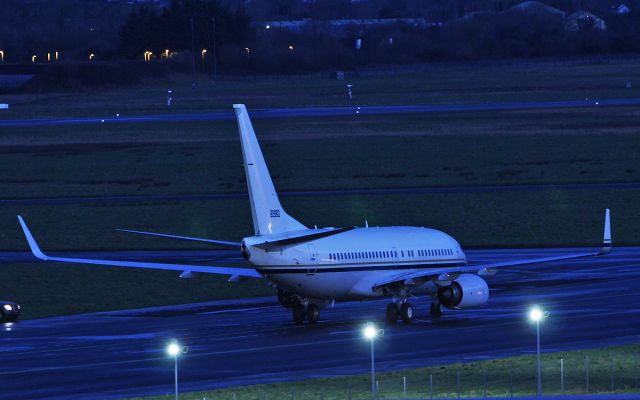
top-left (292, 305), bottom-right (306, 325)
top-left (385, 303), bottom-right (398, 323)
top-left (307, 304), bottom-right (320, 323)
top-left (400, 302), bottom-right (413, 323)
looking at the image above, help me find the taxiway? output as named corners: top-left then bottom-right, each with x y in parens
top-left (0, 247), bottom-right (639, 399)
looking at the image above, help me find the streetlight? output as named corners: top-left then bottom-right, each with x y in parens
top-left (31, 54), bottom-right (37, 63)
top-left (89, 53), bottom-right (95, 61)
top-left (363, 323), bottom-right (384, 400)
top-left (529, 306), bottom-right (549, 398)
top-left (288, 45), bottom-right (294, 51)
top-left (201, 48), bottom-right (207, 61)
top-left (0, 50), bottom-right (5, 62)
top-left (167, 341), bottom-right (187, 400)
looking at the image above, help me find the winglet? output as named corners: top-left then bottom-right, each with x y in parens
top-left (600, 208), bottom-right (612, 255)
top-left (17, 216), bottom-right (49, 261)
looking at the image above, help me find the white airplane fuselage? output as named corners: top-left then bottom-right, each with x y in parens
top-left (244, 226), bottom-right (467, 300)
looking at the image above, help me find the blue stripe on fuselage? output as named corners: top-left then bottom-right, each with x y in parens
top-left (255, 261), bottom-right (466, 274)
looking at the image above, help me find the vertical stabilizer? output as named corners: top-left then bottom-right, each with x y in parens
top-left (234, 104), bottom-right (307, 236)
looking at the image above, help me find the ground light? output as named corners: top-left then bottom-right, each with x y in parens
top-left (363, 323), bottom-right (384, 400)
top-left (529, 306), bottom-right (549, 398)
top-left (167, 341), bottom-right (187, 400)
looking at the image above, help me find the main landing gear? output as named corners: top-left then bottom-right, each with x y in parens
top-left (279, 289), bottom-right (321, 325)
top-left (292, 303), bottom-right (321, 325)
top-left (385, 301), bottom-right (414, 324)
top-left (386, 298), bottom-right (443, 324)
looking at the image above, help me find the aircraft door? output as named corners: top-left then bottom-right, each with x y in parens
top-left (306, 244), bottom-right (318, 275)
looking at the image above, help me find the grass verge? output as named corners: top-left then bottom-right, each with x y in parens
top-left (126, 344), bottom-right (640, 399)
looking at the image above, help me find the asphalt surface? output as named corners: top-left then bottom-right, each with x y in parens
top-left (0, 182), bottom-right (638, 206)
top-left (1, 247), bottom-right (639, 399)
top-left (1, 98), bottom-right (639, 127)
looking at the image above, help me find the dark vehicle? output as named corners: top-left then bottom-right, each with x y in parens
top-left (0, 300), bottom-right (20, 322)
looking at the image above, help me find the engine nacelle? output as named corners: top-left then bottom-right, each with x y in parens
top-left (436, 274), bottom-right (489, 309)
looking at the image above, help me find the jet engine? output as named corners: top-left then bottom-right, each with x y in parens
top-left (436, 274), bottom-right (489, 309)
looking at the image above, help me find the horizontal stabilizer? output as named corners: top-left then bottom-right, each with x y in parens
top-left (17, 216), bottom-right (260, 278)
top-left (255, 227), bottom-right (355, 250)
top-left (116, 228), bottom-right (241, 247)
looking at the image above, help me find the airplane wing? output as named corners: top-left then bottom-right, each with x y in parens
top-left (373, 209), bottom-right (612, 290)
top-left (17, 216), bottom-right (261, 279)
top-left (116, 228), bottom-right (241, 247)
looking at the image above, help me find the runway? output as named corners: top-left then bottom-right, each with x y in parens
top-left (1, 97), bottom-right (638, 128)
top-left (1, 247), bottom-right (639, 400)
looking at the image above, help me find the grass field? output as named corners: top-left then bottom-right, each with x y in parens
top-left (2, 60), bottom-right (640, 118)
top-left (126, 344), bottom-right (640, 399)
top-left (0, 129), bottom-right (638, 197)
top-left (0, 60), bottom-right (638, 318)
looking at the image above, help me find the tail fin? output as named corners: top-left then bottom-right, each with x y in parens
top-left (234, 104), bottom-right (307, 236)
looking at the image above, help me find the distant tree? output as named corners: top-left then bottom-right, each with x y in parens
top-left (118, 0), bottom-right (251, 63)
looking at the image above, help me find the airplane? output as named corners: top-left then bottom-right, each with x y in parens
top-left (18, 104), bottom-right (613, 325)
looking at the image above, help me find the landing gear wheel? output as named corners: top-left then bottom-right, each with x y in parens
top-left (400, 302), bottom-right (414, 323)
top-left (430, 302), bottom-right (442, 318)
top-left (307, 304), bottom-right (320, 324)
top-left (292, 305), bottom-right (306, 325)
top-left (385, 303), bottom-right (398, 324)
